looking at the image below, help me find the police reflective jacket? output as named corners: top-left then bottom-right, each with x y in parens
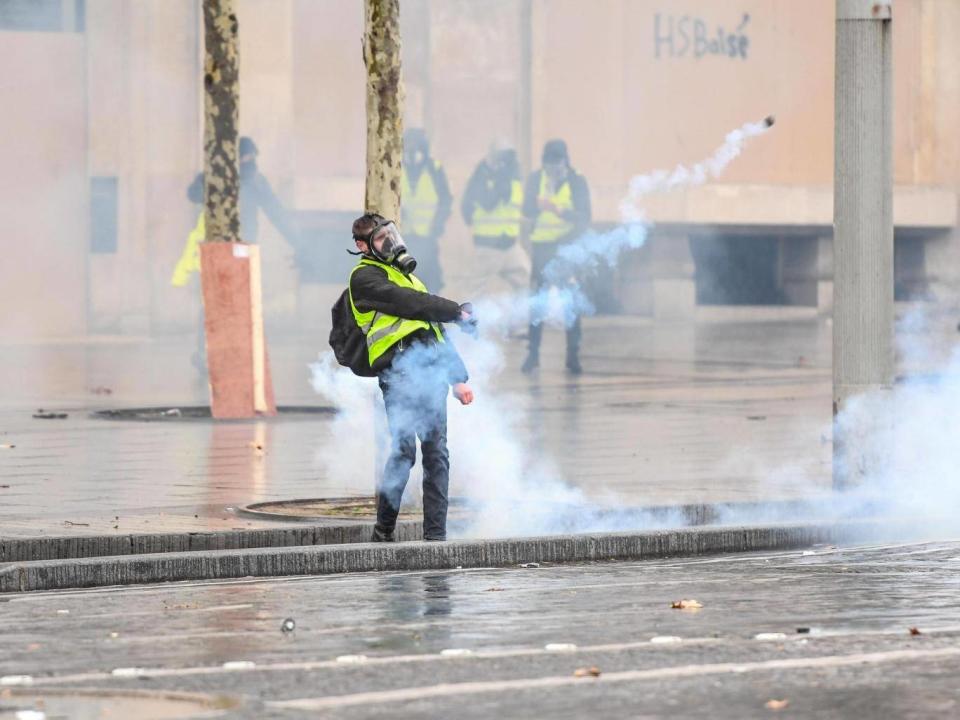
top-left (524, 169), bottom-right (592, 244)
top-left (348, 257), bottom-right (468, 380)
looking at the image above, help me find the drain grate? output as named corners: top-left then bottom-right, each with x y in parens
top-left (91, 405), bottom-right (336, 422)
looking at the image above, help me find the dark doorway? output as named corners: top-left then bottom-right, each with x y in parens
top-left (690, 234), bottom-right (785, 305)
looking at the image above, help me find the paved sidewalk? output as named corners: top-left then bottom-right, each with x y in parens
top-left (0, 316), bottom-right (838, 546)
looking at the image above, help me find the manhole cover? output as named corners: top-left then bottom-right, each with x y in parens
top-left (91, 405), bottom-right (336, 422)
top-left (240, 496), bottom-right (470, 521)
top-left (0, 687), bottom-right (238, 719)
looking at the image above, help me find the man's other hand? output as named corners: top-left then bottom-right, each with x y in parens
top-left (452, 383), bottom-right (474, 406)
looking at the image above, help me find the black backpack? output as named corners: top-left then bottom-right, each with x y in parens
top-left (328, 289), bottom-right (377, 377)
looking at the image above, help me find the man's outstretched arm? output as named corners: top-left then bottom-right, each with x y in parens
top-left (350, 265), bottom-right (463, 323)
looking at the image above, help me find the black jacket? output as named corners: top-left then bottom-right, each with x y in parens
top-left (522, 169), bottom-right (592, 244)
top-left (460, 160), bottom-right (516, 227)
top-left (349, 261), bottom-right (468, 383)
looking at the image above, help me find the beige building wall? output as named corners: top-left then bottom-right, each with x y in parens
top-left (2, 0), bottom-right (959, 341)
top-left (0, 31), bottom-right (87, 341)
top-left (531, 0), bottom-right (959, 223)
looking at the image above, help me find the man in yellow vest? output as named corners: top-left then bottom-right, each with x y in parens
top-left (461, 144), bottom-right (530, 297)
top-left (522, 139), bottom-right (592, 374)
top-left (401, 128), bottom-right (452, 293)
top-left (349, 213), bottom-right (476, 542)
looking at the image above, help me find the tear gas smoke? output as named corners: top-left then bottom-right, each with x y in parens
top-left (313, 117), bottom-right (891, 541)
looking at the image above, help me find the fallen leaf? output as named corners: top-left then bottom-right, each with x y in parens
top-left (671, 599), bottom-right (703, 610)
top-left (573, 666), bottom-right (601, 678)
top-left (765, 699), bottom-right (790, 711)
top-left (909, 627), bottom-right (922, 636)
top-left (484, 587), bottom-right (505, 592)
top-left (26, 643), bottom-right (41, 651)
top-left (90, 386), bottom-right (113, 395)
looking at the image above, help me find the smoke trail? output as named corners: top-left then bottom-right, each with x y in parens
top-left (510, 116), bottom-right (777, 331)
top-left (620, 115), bottom-right (775, 221)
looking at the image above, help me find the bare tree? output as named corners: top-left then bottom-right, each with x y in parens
top-left (203, 0), bottom-right (241, 241)
top-left (363, 0), bottom-right (405, 220)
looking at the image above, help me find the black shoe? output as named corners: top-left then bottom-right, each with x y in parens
top-left (521, 353), bottom-right (539, 374)
top-left (371, 525), bottom-right (396, 542)
top-left (423, 536), bottom-right (446, 542)
top-left (566, 355), bottom-right (583, 375)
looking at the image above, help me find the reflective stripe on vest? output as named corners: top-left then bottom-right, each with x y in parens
top-left (471, 180), bottom-right (523, 239)
top-left (349, 258), bottom-right (444, 366)
top-left (401, 163), bottom-right (440, 236)
top-left (530, 172), bottom-right (575, 243)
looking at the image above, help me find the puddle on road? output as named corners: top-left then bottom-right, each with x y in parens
top-left (0, 687), bottom-right (237, 719)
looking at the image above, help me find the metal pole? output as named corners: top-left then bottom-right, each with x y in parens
top-left (832, 0), bottom-right (894, 489)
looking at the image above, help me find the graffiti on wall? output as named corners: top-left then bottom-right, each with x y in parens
top-left (654, 13), bottom-right (751, 60)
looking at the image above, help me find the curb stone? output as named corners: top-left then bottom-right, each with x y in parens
top-left (0, 521), bottom-right (886, 593)
top-left (0, 520), bottom-right (422, 563)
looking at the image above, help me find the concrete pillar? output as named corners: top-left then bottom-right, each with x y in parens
top-left (781, 235), bottom-right (834, 313)
top-left (650, 233), bottom-right (696, 320)
top-left (619, 231), bottom-right (696, 320)
top-left (832, 0), bottom-right (894, 488)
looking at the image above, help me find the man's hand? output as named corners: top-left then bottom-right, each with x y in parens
top-left (458, 303), bottom-right (479, 337)
top-left (452, 383), bottom-right (474, 406)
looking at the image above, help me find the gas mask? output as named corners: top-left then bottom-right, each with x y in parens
top-left (366, 221), bottom-right (417, 274)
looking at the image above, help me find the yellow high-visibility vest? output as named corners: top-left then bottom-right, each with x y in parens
top-left (530, 172), bottom-right (574, 243)
top-left (471, 180), bottom-right (523, 239)
top-left (171, 213), bottom-right (204, 287)
top-left (349, 258), bottom-right (444, 366)
top-left (401, 162), bottom-right (441, 236)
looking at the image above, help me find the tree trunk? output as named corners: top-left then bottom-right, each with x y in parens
top-left (363, 0), bottom-right (405, 221)
top-left (202, 0), bottom-right (241, 241)
top-left (200, 0), bottom-right (276, 419)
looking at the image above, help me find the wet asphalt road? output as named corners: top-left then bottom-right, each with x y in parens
top-left (2, 540), bottom-right (960, 719)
